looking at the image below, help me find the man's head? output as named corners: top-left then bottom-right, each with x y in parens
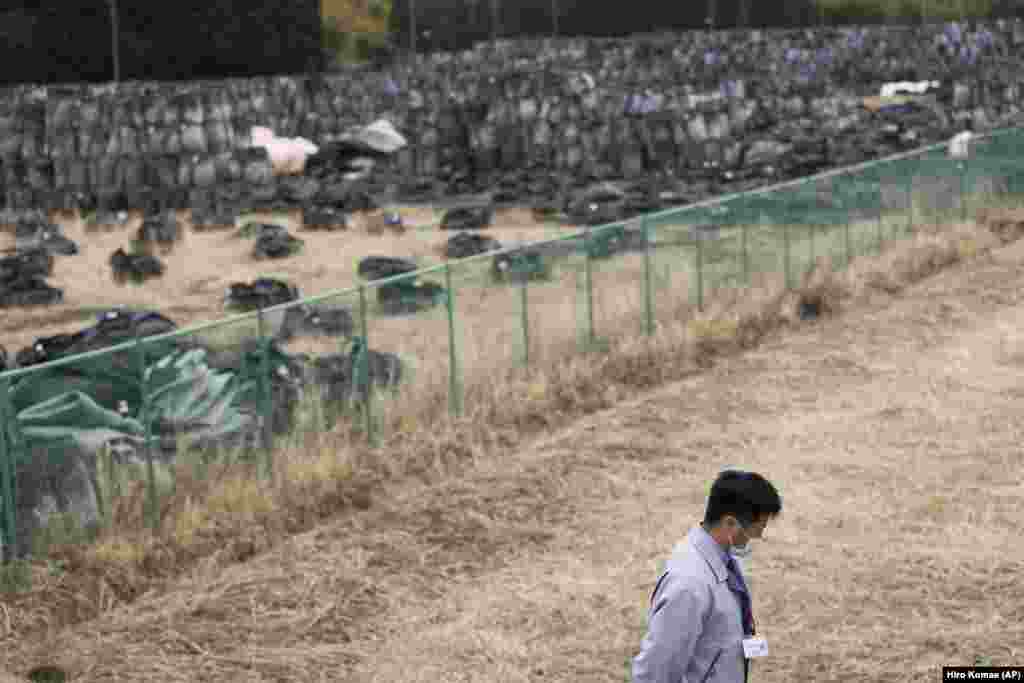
top-left (703, 470), bottom-right (782, 550)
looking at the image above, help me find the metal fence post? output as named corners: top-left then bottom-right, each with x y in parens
top-left (357, 286), bottom-right (376, 446)
top-left (960, 158), bottom-right (969, 222)
top-left (584, 229), bottom-right (596, 346)
top-left (695, 229), bottom-right (705, 311)
top-left (256, 310), bottom-right (273, 478)
top-left (1009, 146), bottom-right (1023, 196)
top-left (2, 385), bottom-right (27, 561)
top-left (843, 210), bottom-right (852, 268)
top-left (0, 379), bottom-right (16, 563)
top-left (102, 432), bottom-right (117, 529)
top-left (134, 332), bottom-right (158, 534)
top-left (782, 222), bottom-right (792, 290)
top-left (642, 217), bottom-right (654, 336)
top-left (876, 197), bottom-right (884, 255)
top-left (905, 171), bottom-right (914, 236)
top-left (444, 264), bottom-right (462, 418)
top-left (740, 220), bottom-right (750, 286)
top-left (809, 223), bottom-right (816, 275)
top-left (519, 270), bottom-right (530, 366)
top-left (874, 174), bottom-right (884, 248)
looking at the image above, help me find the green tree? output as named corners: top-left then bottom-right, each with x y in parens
top-left (322, 0), bottom-right (393, 62)
top-left (814, 0), bottom-right (993, 21)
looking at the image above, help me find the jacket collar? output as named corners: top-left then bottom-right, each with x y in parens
top-left (687, 524), bottom-right (730, 584)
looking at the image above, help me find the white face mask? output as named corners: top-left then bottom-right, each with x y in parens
top-left (730, 518), bottom-right (754, 559)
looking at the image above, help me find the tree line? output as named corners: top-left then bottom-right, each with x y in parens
top-left (385, 0), bottom-right (1022, 54)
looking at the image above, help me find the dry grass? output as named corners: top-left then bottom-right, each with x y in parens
top-left (3, 200), bottom-right (1024, 681)
top-left (3, 197), bottom-right (1024, 680)
top-left (334, 209), bottom-right (1024, 683)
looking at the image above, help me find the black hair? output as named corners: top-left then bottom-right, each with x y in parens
top-left (703, 470), bottom-right (782, 528)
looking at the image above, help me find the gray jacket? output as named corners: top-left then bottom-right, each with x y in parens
top-left (632, 526), bottom-right (748, 683)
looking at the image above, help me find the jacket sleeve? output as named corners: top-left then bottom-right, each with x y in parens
top-left (632, 572), bottom-right (708, 683)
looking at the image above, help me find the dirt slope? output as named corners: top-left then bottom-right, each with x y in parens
top-left (4, 242), bottom-right (1024, 681)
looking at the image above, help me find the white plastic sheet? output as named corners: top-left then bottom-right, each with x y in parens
top-left (250, 126), bottom-right (319, 176)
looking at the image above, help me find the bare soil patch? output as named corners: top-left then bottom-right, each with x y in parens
top-left (0, 207), bottom-right (573, 353)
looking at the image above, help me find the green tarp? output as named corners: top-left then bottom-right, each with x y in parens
top-left (0, 346), bottom-right (267, 557)
top-left (6, 345), bottom-right (257, 460)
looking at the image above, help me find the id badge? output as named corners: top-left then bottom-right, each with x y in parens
top-left (742, 637), bottom-right (768, 659)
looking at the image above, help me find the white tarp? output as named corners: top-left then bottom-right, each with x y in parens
top-left (948, 130), bottom-right (974, 159)
top-left (879, 81), bottom-right (940, 98)
top-left (356, 119), bottom-right (408, 154)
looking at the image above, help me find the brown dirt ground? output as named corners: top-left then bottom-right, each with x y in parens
top-left (0, 207), bottom-right (574, 354)
top-left (2, 227), bottom-right (1024, 680)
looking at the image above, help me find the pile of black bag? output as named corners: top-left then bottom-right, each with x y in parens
top-left (440, 202), bottom-right (495, 231)
top-left (14, 212), bottom-right (79, 256)
top-left (237, 222), bottom-right (305, 260)
top-left (0, 248), bottom-right (63, 307)
top-left (444, 232), bottom-right (503, 259)
top-left (14, 309), bottom-right (178, 367)
top-left (357, 256), bottom-right (447, 315)
top-left (1, 211), bottom-right (79, 307)
top-left (223, 276), bottom-right (301, 312)
top-left (304, 337), bottom-right (404, 410)
top-left (136, 211), bottom-right (183, 254)
top-left (223, 277), bottom-right (354, 341)
top-left (109, 247), bottom-right (165, 285)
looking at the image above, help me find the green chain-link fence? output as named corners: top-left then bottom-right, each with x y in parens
top-left (3, 125), bottom-right (1024, 564)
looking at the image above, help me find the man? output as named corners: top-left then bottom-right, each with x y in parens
top-left (632, 470), bottom-right (783, 683)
